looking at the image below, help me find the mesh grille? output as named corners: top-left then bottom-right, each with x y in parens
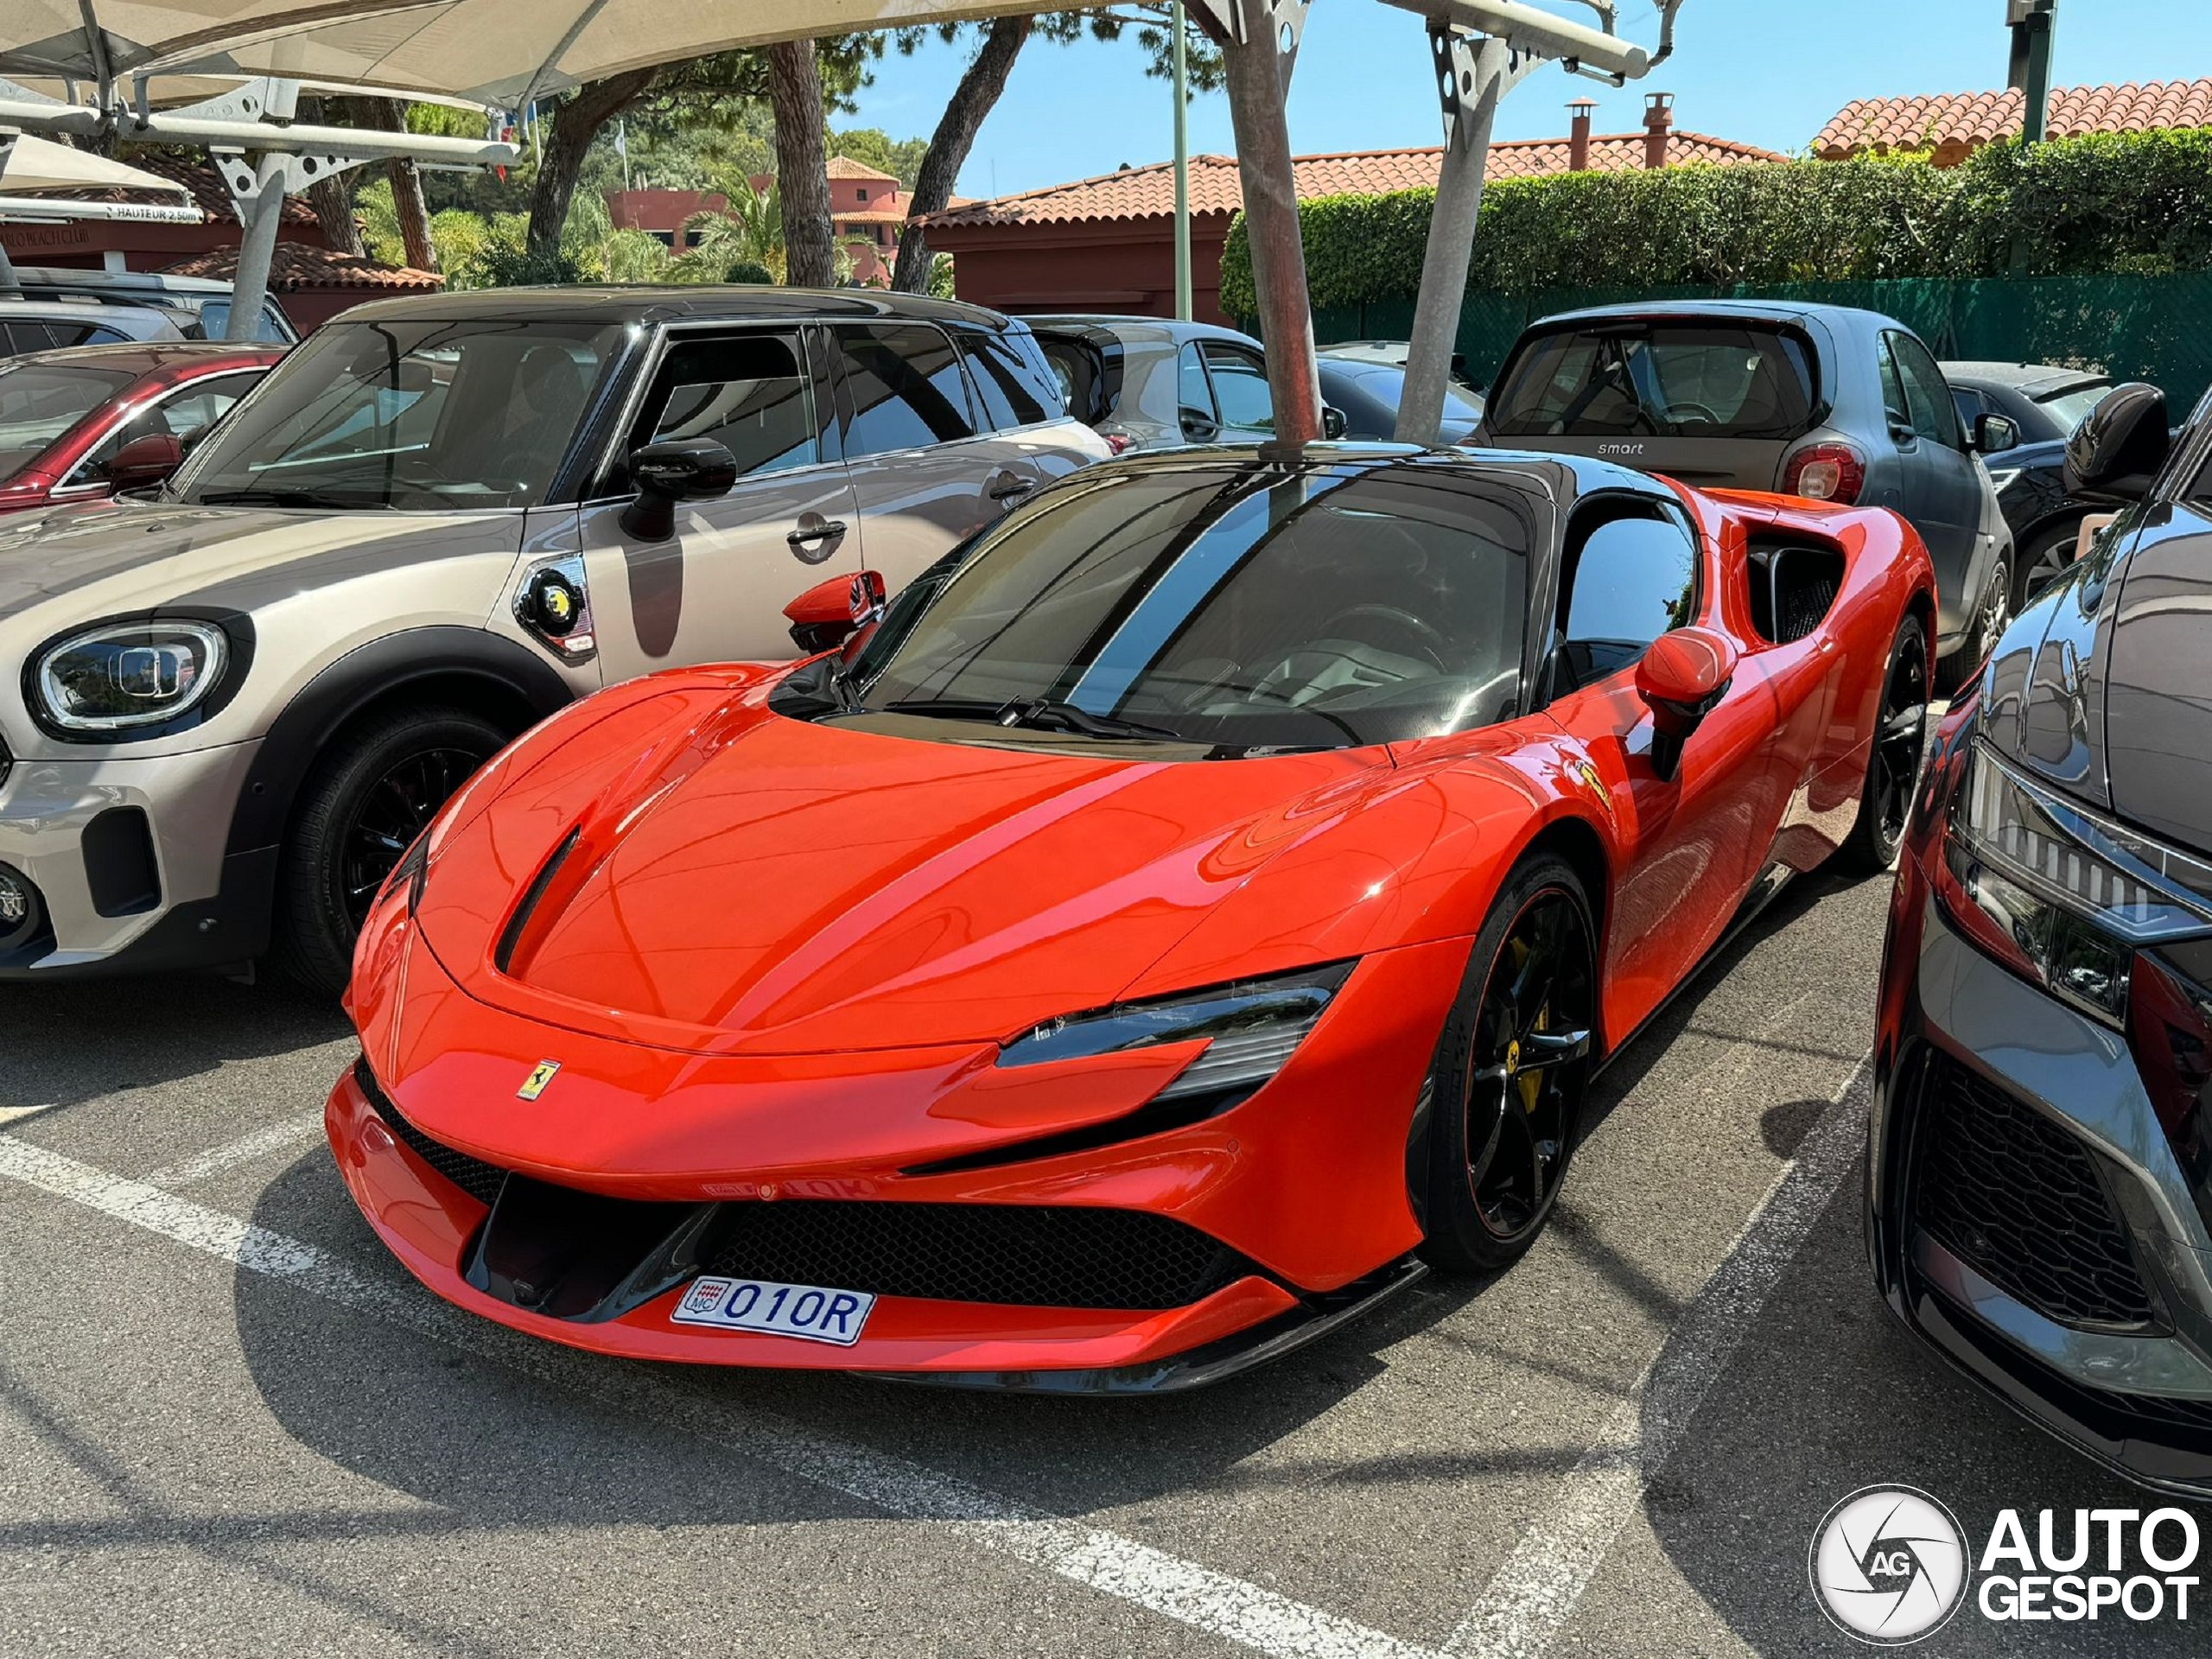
top-left (1915, 1052), bottom-right (2157, 1329)
top-left (353, 1058), bottom-right (507, 1207)
top-left (707, 1200), bottom-right (1258, 1310)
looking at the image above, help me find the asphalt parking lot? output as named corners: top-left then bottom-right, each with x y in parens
top-left (3, 867), bottom-right (2205, 1658)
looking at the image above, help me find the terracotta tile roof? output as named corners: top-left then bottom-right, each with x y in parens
top-left (1814, 79), bottom-right (2212, 157)
top-left (925, 134), bottom-right (1788, 230)
top-left (161, 242), bottom-right (442, 291)
top-left (825, 155), bottom-right (901, 182)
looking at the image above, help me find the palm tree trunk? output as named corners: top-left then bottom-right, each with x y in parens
top-left (524, 69), bottom-right (658, 262)
top-left (767, 41), bottom-right (836, 289)
top-left (891, 18), bottom-right (1031, 294)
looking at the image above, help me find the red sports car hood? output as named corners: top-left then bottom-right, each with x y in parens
top-left (416, 683), bottom-right (1392, 1056)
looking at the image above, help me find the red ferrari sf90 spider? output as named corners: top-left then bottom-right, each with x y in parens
top-left (329, 446), bottom-right (1933, 1389)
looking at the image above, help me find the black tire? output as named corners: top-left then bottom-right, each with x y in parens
top-left (1419, 854), bottom-right (1599, 1274)
top-left (270, 704), bottom-right (504, 995)
top-left (2012, 518), bottom-right (2082, 612)
top-left (1936, 550), bottom-right (2011, 695)
top-left (1838, 612), bottom-right (1930, 874)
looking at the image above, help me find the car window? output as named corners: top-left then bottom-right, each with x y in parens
top-left (1887, 333), bottom-right (1961, 448)
top-left (68, 371), bottom-right (266, 484)
top-left (834, 323), bottom-right (977, 457)
top-left (1949, 386), bottom-right (1983, 433)
top-left (198, 298), bottom-right (296, 345)
top-left (2037, 381), bottom-right (2112, 435)
top-left (1490, 324), bottom-right (1817, 441)
top-left (1551, 503), bottom-right (1700, 696)
top-left (175, 317), bottom-right (623, 510)
top-left (1201, 344), bottom-right (1274, 433)
top-left (1, 321), bottom-right (105, 354)
top-left (842, 462), bottom-right (1531, 752)
top-left (1179, 343), bottom-right (1217, 427)
top-left (630, 332), bottom-right (820, 480)
top-left (1875, 339), bottom-right (1910, 433)
top-left (957, 328), bottom-right (1056, 429)
top-left (0, 362), bottom-right (135, 483)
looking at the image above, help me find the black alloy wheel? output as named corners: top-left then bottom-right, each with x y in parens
top-left (338, 746), bottom-right (480, 930)
top-left (1840, 613), bottom-right (1929, 874)
top-left (2012, 518), bottom-right (2082, 611)
top-left (272, 704), bottom-right (505, 994)
top-left (1421, 855), bottom-right (1598, 1273)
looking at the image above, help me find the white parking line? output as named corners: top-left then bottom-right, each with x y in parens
top-left (1444, 1058), bottom-right (1872, 1659)
top-left (0, 1103), bottom-right (57, 1125)
top-left (146, 1110), bottom-right (328, 1188)
top-left (0, 1133), bottom-right (1437, 1659)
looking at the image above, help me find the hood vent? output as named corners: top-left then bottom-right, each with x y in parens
top-left (494, 827), bottom-right (582, 976)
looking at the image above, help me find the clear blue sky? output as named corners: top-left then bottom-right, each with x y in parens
top-left (841, 0), bottom-right (2212, 200)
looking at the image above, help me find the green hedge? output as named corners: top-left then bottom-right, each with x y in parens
top-left (1218, 129), bottom-right (2212, 317)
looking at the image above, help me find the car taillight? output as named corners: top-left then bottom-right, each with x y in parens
top-left (1783, 442), bottom-right (1866, 504)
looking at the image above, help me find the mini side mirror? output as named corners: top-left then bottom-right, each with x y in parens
top-left (1322, 404), bottom-right (1349, 441)
top-left (2064, 382), bottom-right (2169, 504)
top-left (1635, 626), bottom-right (1738, 782)
top-left (785, 569), bottom-right (887, 655)
top-left (620, 437), bottom-right (739, 541)
top-left (1973, 412), bottom-right (2019, 455)
top-left (108, 432), bottom-right (184, 492)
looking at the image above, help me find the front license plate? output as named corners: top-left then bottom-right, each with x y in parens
top-left (670, 1275), bottom-right (875, 1346)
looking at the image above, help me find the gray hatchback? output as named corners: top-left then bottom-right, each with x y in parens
top-left (1474, 300), bottom-right (2018, 671)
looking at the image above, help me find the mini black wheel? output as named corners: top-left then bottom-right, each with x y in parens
top-left (271, 704), bottom-right (504, 994)
top-left (1420, 854), bottom-right (1598, 1274)
top-left (1840, 612), bottom-right (1929, 873)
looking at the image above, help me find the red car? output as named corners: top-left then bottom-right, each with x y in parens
top-left (0, 340), bottom-right (283, 513)
top-left (329, 447), bottom-right (1936, 1388)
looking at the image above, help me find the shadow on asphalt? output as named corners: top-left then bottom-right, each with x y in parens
top-left (1642, 1157), bottom-right (2212, 1656)
top-left (0, 973), bottom-right (348, 1111)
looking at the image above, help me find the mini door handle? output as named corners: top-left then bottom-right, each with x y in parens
top-left (787, 519), bottom-right (848, 546)
top-left (988, 476), bottom-right (1032, 501)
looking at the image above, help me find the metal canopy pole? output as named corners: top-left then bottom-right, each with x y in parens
top-left (1196, 0), bottom-right (1321, 447)
top-left (1172, 0), bottom-right (1192, 321)
top-left (1384, 0), bottom-right (1681, 446)
top-left (1394, 25), bottom-right (1529, 443)
top-left (2006, 0), bottom-right (2056, 146)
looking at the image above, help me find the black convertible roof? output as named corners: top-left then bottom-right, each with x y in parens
top-left (332, 285), bottom-right (1016, 329)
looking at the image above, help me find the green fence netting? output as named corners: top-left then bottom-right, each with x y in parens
top-left (1298, 272), bottom-right (2212, 411)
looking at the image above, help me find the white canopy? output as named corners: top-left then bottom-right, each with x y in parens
top-left (3, 1), bottom-right (1061, 106)
top-left (0, 130), bottom-right (189, 198)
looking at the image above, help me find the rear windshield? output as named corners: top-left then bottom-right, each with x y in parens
top-left (2036, 379), bottom-right (2111, 435)
top-left (0, 363), bottom-right (133, 484)
top-left (1489, 323), bottom-right (1817, 442)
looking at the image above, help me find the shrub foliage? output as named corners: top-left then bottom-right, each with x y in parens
top-left (1219, 130), bottom-right (2212, 318)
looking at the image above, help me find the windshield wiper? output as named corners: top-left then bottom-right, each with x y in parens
top-left (194, 487), bottom-right (387, 510)
top-left (882, 696), bottom-right (1184, 741)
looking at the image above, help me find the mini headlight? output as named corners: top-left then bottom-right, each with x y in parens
top-left (998, 962), bottom-right (1354, 1100)
top-left (1945, 740), bottom-right (2212, 1023)
top-left (35, 620), bottom-right (229, 734)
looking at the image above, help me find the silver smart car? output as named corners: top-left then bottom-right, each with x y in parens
top-left (0, 286), bottom-right (1107, 990)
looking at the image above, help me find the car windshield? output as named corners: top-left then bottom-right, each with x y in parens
top-left (835, 461), bottom-right (1531, 754)
top-left (0, 363), bottom-right (133, 483)
top-left (174, 318), bottom-right (623, 510)
top-left (1489, 322), bottom-right (1817, 441)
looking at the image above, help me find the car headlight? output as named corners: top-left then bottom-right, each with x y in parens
top-left (998, 962), bottom-right (1354, 1100)
top-left (33, 620), bottom-right (231, 734)
top-left (1944, 739), bottom-right (2212, 1024)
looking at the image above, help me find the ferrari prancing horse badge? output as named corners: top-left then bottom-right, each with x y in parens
top-left (518, 1060), bottom-right (561, 1101)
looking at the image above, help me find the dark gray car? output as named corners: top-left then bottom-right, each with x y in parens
top-left (1474, 300), bottom-right (2018, 671)
top-left (1868, 378), bottom-right (2212, 1497)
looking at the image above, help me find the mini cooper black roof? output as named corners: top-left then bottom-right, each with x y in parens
top-left (332, 285), bottom-right (1020, 330)
top-left (1083, 440), bottom-right (1676, 509)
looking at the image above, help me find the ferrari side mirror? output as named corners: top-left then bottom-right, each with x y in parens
top-left (785, 569), bottom-right (887, 655)
top-left (1635, 626), bottom-right (1738, 782)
